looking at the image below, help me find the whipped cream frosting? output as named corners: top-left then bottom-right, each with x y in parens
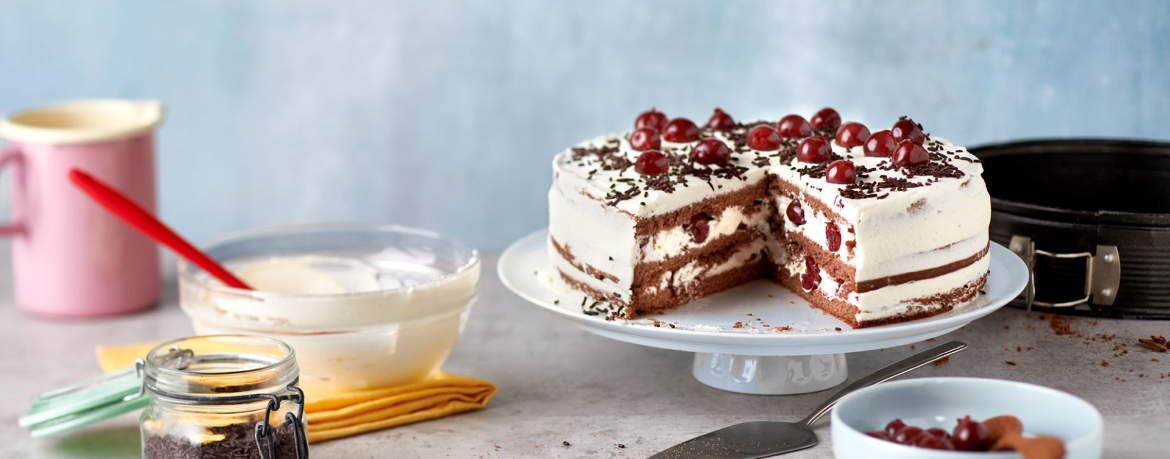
top-left (235, 255), bottom-right (383, 295)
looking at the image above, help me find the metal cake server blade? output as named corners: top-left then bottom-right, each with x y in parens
top-left (649, 341), bottom-right (967, 459)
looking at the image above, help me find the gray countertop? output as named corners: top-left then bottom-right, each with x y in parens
top-left (2, 248), bottom-right (1168, 458)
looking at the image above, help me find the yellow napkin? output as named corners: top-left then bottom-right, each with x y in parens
top-left (96, 341), bottom-right (496, 443)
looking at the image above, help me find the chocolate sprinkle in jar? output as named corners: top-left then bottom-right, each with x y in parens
top-left (140, 335), bottom-right (307, 459)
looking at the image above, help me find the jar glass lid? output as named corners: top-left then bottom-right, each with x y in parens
top-left (18, 347), bottom-right (189, 438)
top-left (20, 335), bottom-right (298, 438)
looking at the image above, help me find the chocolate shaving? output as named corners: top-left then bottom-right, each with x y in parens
top-left (875, 176), bottom-right (924, 192)
top-left (604, 186), bottom-right (640, 206)
top-left (144, 422), bottom-right (298, 459)
top-left (795, 162), bottom-right (829, 179)
top-left (642, 173), bottom-right (677, 193)
top-left (570, 143), bottom-right (620, 160)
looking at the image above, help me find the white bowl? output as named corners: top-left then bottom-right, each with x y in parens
top-left (179, 223), bottom-right (480, 391)
top-left (831, 377), bottom-right (1103, 459)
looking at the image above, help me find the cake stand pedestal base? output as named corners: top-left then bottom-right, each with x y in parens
top-left (691, 353), bottom-right (848, 395)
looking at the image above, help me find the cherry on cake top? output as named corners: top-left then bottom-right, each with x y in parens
top-left (634, 109), bottom-right (668, 131)
top-left (797, 135), bottom-right (832, 163)
top-left (891, 117), bottom-right (925, 144)
top-left (629, 127), bottom-right (660, 151)
top-left (810, 107), bottom-right (841, 131)
top-left (634, 150), bottom-right (668, 175)
top-left (747, 125), bottom-right (782, 151)
top-left (706, 108), bottom-right (736, 131)
top-left (825, 160), bottom-right (856, 185)
top-left (777, 114), bottom-right (812, 138)
top-left (863, 130), bottom-right (896, 157)
top-left (835, 122), bottom-right (870, 149)
top-left (664, 117), bottom-right (697, 142)
top-left (662, 118), bottom-right (702, 143)
top-left (691, 138), bottom-right (732, 165)
top-left (893, 140), bottom-right (930, 166)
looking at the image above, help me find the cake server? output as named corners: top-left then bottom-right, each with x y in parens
top-left (648, 340), bottom-right (966, 459)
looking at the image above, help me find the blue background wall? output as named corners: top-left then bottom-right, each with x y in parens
top-left (1, 0), bottom-right (1167, 251)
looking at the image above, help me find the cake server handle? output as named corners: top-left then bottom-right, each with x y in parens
top-left (798, 340), bottom-right (967, 427)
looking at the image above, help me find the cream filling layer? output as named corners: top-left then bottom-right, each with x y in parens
top-left (774, 194), bottom-right (855, 259)
top-left (652, 239), bottom-right (766, 294)
top-left (854, 253), bottom-right (989, 321)
top-left (641, 205), bottom-right (767, 263)
top-left (786, 252), bottom-right (989, 322)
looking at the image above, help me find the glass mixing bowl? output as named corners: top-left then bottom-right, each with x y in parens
top-left (178, 223), bottom-right (480, 391)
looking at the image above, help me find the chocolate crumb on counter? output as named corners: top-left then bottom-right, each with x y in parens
top-left (1047, 315), bottom-right (1077, 335)
top-left (1005, 361), bottom-right (1017, 366)
top-left (563, 441), bottom-right (570, 446)
top-left (1139, 336), bottom-right (1168, 352)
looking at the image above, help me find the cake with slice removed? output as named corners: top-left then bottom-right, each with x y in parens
top-left (547, 107), bottom-right (990, 328)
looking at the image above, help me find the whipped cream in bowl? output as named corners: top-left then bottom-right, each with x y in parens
top-left (178, 224), bottom-right (480, 392)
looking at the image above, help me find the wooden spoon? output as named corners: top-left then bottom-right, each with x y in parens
top-left (982, 415), bottom-right (1065, 459)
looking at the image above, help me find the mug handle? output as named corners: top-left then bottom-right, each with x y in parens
top-left (0, 147), bottom-right (24, 236)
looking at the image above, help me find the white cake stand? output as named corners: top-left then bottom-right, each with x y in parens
top-left (499, 229), bottom-right (1028, 395)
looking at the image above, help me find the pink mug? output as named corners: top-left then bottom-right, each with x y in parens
top-left (0, 100), bottom-right (163, 317)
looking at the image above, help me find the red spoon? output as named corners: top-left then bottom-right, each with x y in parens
top-left (68, 168), bottom-right (252, 290)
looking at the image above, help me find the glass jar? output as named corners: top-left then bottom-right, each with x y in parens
top-left (140, 335), bottom-right (307, 459)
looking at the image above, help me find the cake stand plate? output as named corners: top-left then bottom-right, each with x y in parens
top-left (499, 229), bottom-right (1028, 394)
